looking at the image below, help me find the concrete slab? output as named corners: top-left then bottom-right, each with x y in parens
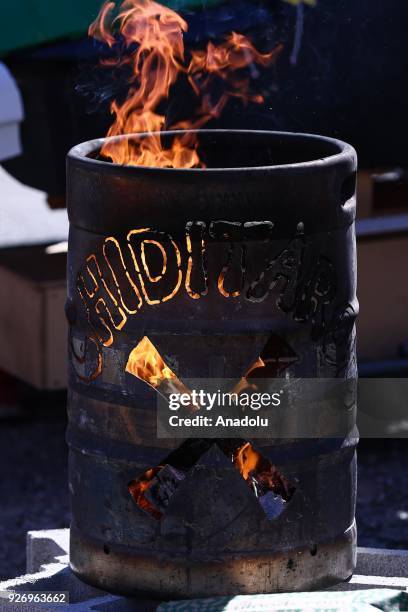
top-left (26, 530), bottom-right (69, 574)
top-left (0, 529), bottom-right (406, 611)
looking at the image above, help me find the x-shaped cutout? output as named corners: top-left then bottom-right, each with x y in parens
top-left (125, 336), bottom-right (297, 521)
top-left (125, 334), bottom-right (298, 407)
top-left (128, 439), bottom-right (295, 522)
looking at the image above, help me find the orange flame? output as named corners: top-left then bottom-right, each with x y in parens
top-left (125, 335), bottom-right (176, 387)
top-left (234, 442), bottom-right (295, 501)
top-left (234, 441), bottom-right (261, 481)
top-left (128, 467), bottom-right (163, 518)
top-left (230, 357), bottom-right (266, 395)
top-left (89, 0), bottom-right (282, 167)
top-left (125, 336), bottom-right (199, 413)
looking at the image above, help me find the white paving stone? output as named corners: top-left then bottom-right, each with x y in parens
top-left (0, 529), bottom-right (406, 611)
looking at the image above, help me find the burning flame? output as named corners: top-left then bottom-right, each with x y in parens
top-left (231, 357), bottom-right (266, 396)
top-left (128, 467), bottom-right (163, 518)
top-left (127, 442), bottom-right (294, 518)
top-left (89, 0), bottom-right (282, 167)
top-left (234, 441), bottom-right (295, 502)
top-left (126, 336), bottom-right (200, 414)
top-left (234, 441), bottom-right (261, 481)
top-left (126, 335), bottom-right (176, 387)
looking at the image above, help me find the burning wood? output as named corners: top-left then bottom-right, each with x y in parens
top-left (125, 336), bottom-right (297, 520)
top-left (128, 464), bottom-right (186, 518)
top-left (127, 440), bottom-right (208, 518)
top-left (232, 334), bottom-right (299, 396)
top-left (129, 440), bottom-right (295, 521)
top-left (89, 0), bottom-right (282, 168)
top-left (125, 336), bottom-right (197, 409)
top-left (143, 464), bottom-right (186, 513)
top-left (128, 466), bottom-right (163, 519)
top-left (126, 335), bottom-right (177, 388)
top-left (234, 442), bottom-right (295, 519)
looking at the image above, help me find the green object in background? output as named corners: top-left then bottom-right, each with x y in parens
top-left (1, 0), bottom-right (102, 56)
top-left (0, 0), bottom-right (222, 57)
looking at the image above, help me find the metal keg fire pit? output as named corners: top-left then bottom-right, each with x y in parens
top-left (66, 129), bottom-right (358, 598)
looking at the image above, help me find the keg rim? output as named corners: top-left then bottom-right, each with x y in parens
top-left (68, 129), bottom-right (356, 174)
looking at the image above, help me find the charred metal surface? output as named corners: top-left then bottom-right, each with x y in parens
top-left (66, 130), bottom-right (358, 597)
top-left (70, 522), bottom-right (357, 598)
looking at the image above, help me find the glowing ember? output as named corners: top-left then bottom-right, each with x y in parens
top-left (129, 442), bottom-right (295, 520)
top-left (125, 335), bottom-right (176, 387)
top-left (234, 441), bottom-right (260, 481)
top-left (125, 336), bottom-right (197, 413)
top-left (233, 442), bottom-right (295, 503)
top-left (89, 0), bottom-right (282, 167)
top-left (231, 356), bottom-right (275, 395)
top-left (232, 334), bottom-right (299, 395)
top-left (128, 467), bottom-right (163, 518)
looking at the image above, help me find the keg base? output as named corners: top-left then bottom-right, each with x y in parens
top-left (70, 521), bottom-right (357, 598)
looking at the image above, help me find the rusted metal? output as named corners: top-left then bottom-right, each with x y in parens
top-left (70, 522), bottom-right (357, 597)
top-left (66, 129), bottom-right (358, 597)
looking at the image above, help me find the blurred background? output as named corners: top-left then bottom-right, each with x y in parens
top-left (0, 0), bottom-right (407, 580)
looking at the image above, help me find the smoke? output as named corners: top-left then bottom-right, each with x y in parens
top-left (76, 0), bottom-right (318, 138)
